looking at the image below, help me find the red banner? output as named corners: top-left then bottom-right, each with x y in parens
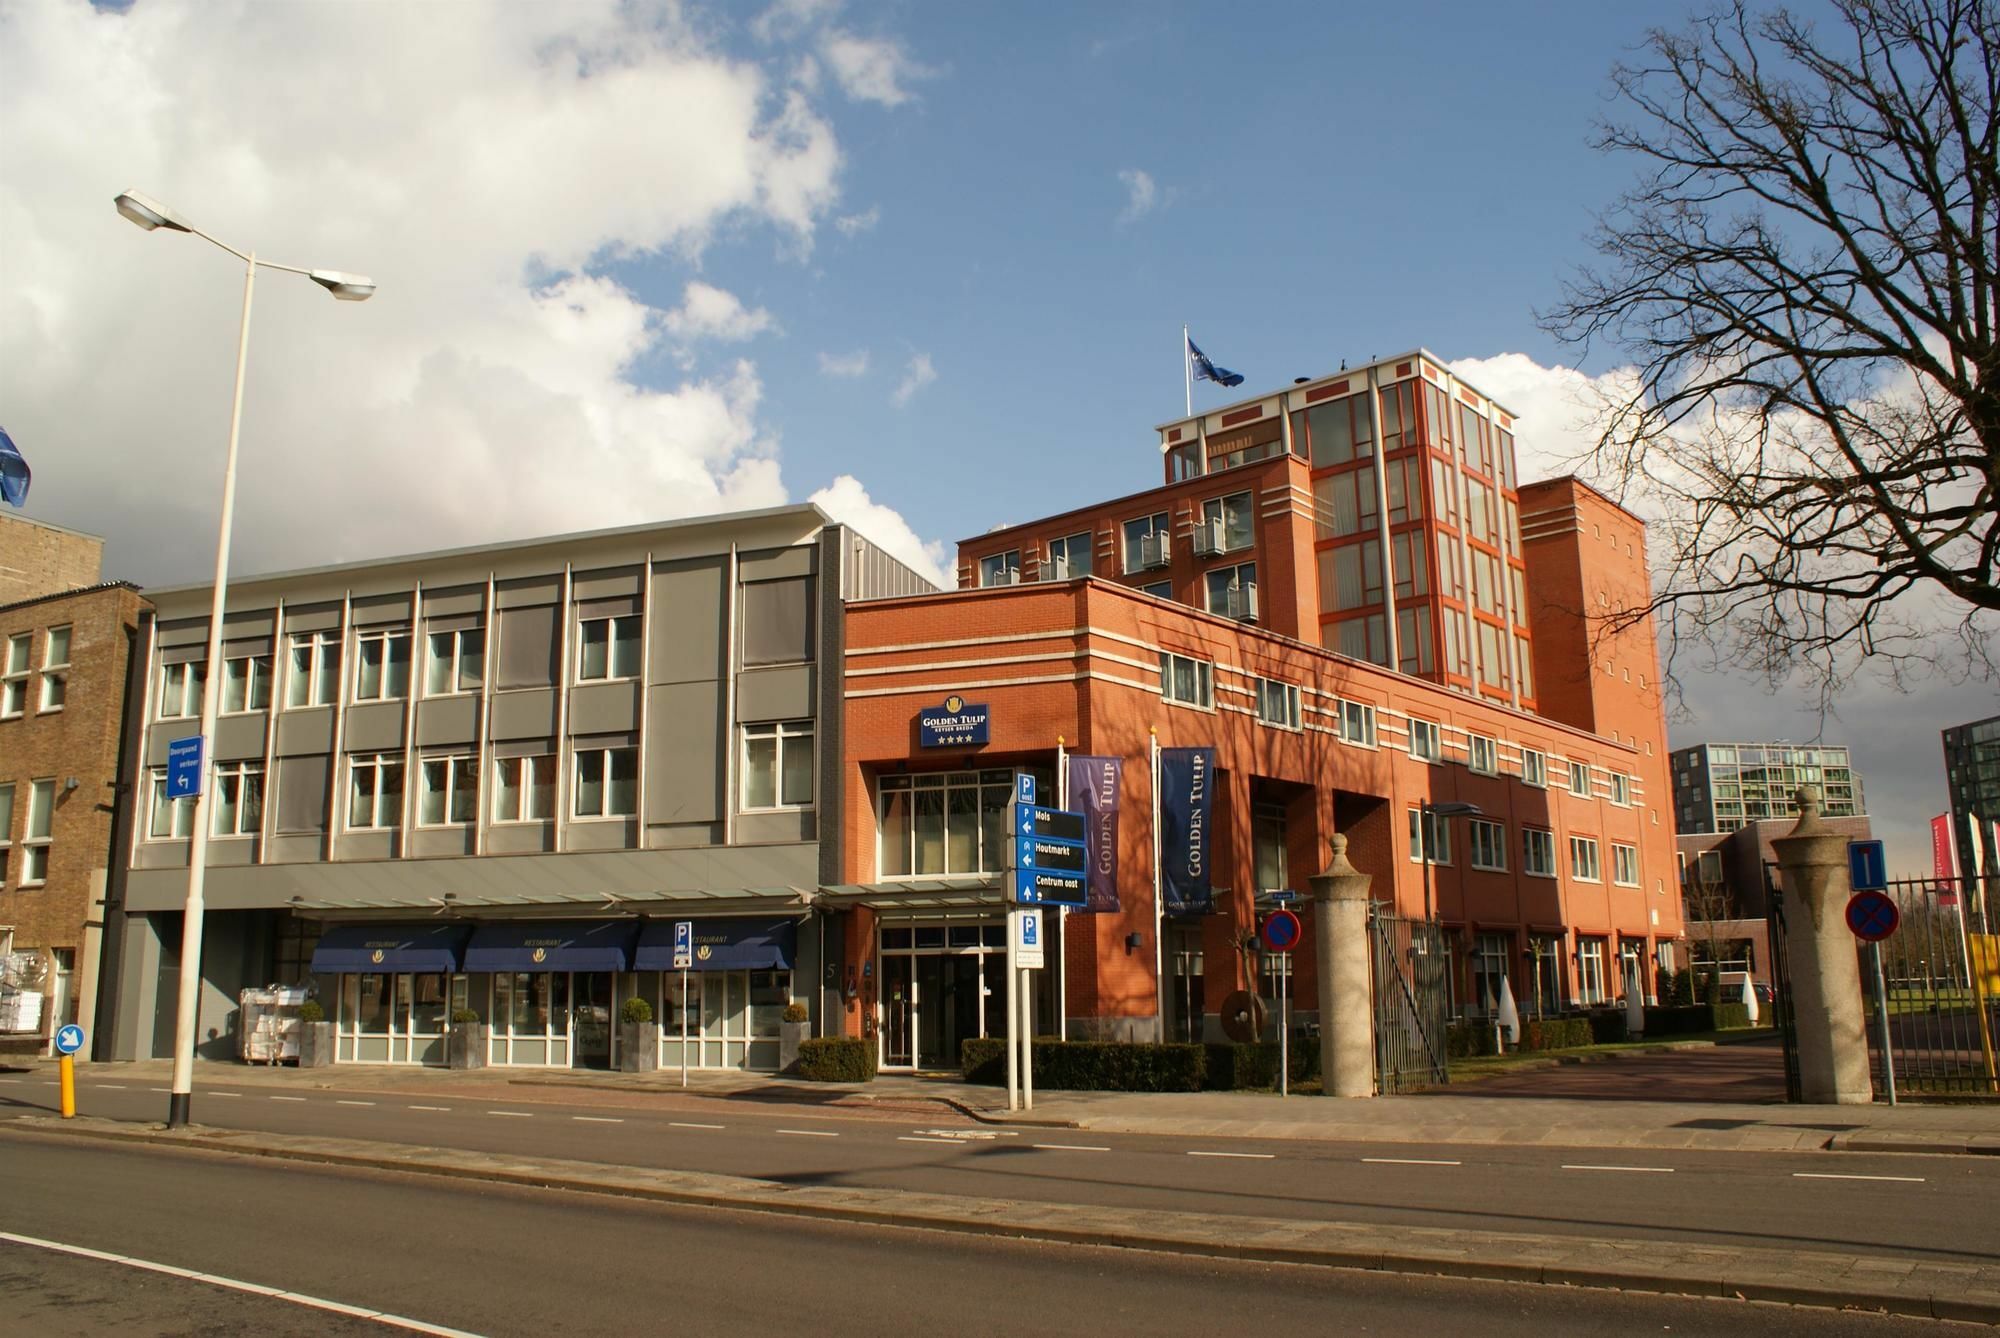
top-left (1932, 814), bottom-right (1957, 881)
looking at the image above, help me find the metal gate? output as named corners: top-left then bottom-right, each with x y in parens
top-left (1369, 907), bottom-right (1449, 1093)
top-left (1766, 887), bottom-right (1802, 1102)
top-left (1864, 877), bottom-right (2000, 1100)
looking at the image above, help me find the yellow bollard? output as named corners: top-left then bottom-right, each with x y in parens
top-left (59, 1053), bottom-right (75, 1119)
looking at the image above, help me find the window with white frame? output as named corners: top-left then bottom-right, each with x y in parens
top-left (347, 754), bottom-right (406, 830)
top-left (418, 755), bottom-right (479, 826)
top-left (978, 551), bottom-right (1022, 587)
top-left (147, 770), bottom-right (193, 840)
top-left (38, 625), bottom-right (70, 712)
top-left (1046, 531), bottom-right (1093, 580)
top-left (1611, 842), bottom-right (1640, 886)
top-left (1522, 827), bottom-right (1556, 877)
top-left (1468, 818), bottom-right (1507, 871)
top-left (573, 746), bottom-right (638, 818)
top-left (1610, 772), bottom-right (1632, 806)
top-left (0, 782), bottom-right (13, 880)
top-left (1255, 677), bottom-right (1300, 729)
top-left (287, 631), bottom-right (341, 708)
top-left (877, 769), bottom-right (1021, 878)
top-left (1122, 513), bottom-right (1171, 572)
top-left (1201, 491), bottom-right (1255, 552)
top-left (352, 628), bottom-right (412, 702)
top-left (492, 755), bottom-right (556, 823)
top-left (1409, 718), bottom-right (1443, 763)
top-left (425, 627), bottom-right (485, 696)
top-left (1336, 699), bottom-right (1377, 747)
top-left (1, 633), bottom-right (27, 717)
top-left (157, 660), bottom-right (206, 720)
top-left (1521, 748), bottom-right (1547, 787)
top-left (221, 653), bottom-right (271, 714)
top-left (1467, 733), bottom-right (1497, 774)
top-left (211, 762), bottom-right (264, 838)
top-left (1577, 937), bottom-right (1609, 1004)
top-left (1570, 834), bottom-right (1602, 882)
top-left (741, 721), bottom-right (813, 810)
top-left (1568, 759), bottom-right (1592, 795)
top-left (22, 778), bottom-right (53, 885)
top-left (1407, 808), bottom-right (1451, 864)
top-left (1158, 652), bottom-right (1213, 708)
top-left (576, 614), bottom-right (640, 682)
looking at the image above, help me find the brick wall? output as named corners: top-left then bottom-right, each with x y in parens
top-left (0, 514), bottom-right (104, 607)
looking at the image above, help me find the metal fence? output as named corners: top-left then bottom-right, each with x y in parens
top-left (1766, 893), bottom-right (1802, 1102)
top-left (1862, 877), bottom-right (1999, 1101)
top-left (1369, 907), bottom-right (1450, 1094)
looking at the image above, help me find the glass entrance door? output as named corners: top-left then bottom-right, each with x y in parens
top-left (572, 972), bottom-right (612, 1069)
top-left (881, 956), bottom-right (914, 1067)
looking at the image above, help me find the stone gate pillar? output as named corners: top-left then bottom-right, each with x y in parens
top-left (1771, 786), bottom-right (1872, 1104)
top-left (1310, 834), bottom-right (1375, 1099)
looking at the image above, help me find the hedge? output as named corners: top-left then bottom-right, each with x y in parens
top-left (796, 1037), bottom-right (876, 1083)
top-left (1445, 1020), bottom-right (1500, 1058)
top-left (1519, 1017), bottom-right (1593, 1051)
top-left (1642, 1002), bottom-right (1754, 1035)
top-left (1203, 1040), bottom-right (1319, 1090)
top-left (961, 1038), bottom-right (1205, 1091)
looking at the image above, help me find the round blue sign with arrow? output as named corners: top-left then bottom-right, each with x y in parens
top-left (1845, 890), bottom-right (1900, 943)
top-left (54, 1024), bottom-right (85, 1056)
top-left (1260, 908), bottom-right (1302, 954)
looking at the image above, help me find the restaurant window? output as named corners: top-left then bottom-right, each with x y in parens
top-left (741, 721), bottom-right (814, 810)
top-left (877, 770), bottom-right (1017, 878)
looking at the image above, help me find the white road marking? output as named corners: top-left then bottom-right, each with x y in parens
top-left (94, 1084), bottom-right (127, 1091)
top-left (269, 1096), bottom-right (307, 1103)
top-left (337, 1100), bottom-right (376, 1107)
top-left (1033, 1143), bottom-right (1112, 1152)
top-left (0, 1228), bottom-right (486, 1337)
top-left (1561, 1164), bottom-right (1674, 1174)
top-left (148, 1087), bottom-right (171, 1093)
top-left (670, 1121), bottom-right (724, 1130)
top-left (1793, 1172), bottom-right (1926, 1183)
top-left (777, 1128), bottom-right (838, 1137)
top-left (408, 1106), bottom-right (451, 1112)
top-left (487, 1111), bottom-right (533, 1119)
top-left (1363, 1157), bottom-right (1462, 1166)
top-left (1187, 1151), bottom-right (1275, 1160)
top-left (572, 1116), bottom-right (623, 1124)
top-left (208, 1092), bottom-right (241, 1098)
top-left (897, 1136), bottom-right (962, 1145)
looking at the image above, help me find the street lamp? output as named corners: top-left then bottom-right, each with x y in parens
top-left (1418, 800), bottom-right (1483, 928)
top-left (116, 189), bottom-right (374, 1129)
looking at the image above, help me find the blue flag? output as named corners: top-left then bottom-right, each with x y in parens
top-left (0, 427), bottom-right (28, 508)
top-left (1187, 336), bottom-right (1244, 389)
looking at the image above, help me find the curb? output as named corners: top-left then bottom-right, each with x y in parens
top-left (13, 1117), bottom-right (1998, 1324)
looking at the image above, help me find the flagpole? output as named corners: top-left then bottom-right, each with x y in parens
top-left (1152, 728), bottom-right (1165, 1037)
top-left (1183, 324), bottom-right (1193, 417)
top-left (1057, 735), bottom-right (1069, 1043)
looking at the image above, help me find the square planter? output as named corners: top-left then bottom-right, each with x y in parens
top-left (297, 1021), bottom-right (335, 1068)
top-left (618, 1021), bottom-right (659, 1073)
top-left (447, 1021), bottom-right (488, 1070)
top-left (779, 1019), bottom-right (810, 1073)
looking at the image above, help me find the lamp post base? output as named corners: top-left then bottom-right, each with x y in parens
top-left (166, 1092), bottom-right (192, 1128)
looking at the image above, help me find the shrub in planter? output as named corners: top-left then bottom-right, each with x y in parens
top-left (779, 1002), bottom-right (812, 1072)
top-left (782, 1002), bottom-right (810, 1023)
top-left (797, 1037), bottom-right (876, 1083)
top-left (298, 999), bottom-right (325, 1024)
top-left (618, 996), bottom-right (659, 1073)
top-left (620, 996), bottom-right (654, 1026)
top-left (295, 998), bottom-right (334, 1067)
top-left (961, 1038), bottom-right (1204, 1091)
top-left (1713, 1002), bottom-right (1752, 1031)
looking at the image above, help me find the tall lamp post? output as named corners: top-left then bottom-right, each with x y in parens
top-left (114, 190), bottom-right (374, 1129)
top-left (1418, 800), bottom-right (1483, 928)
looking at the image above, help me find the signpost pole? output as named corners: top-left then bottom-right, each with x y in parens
top-left (1022, 957), bottom-right (1034, 1112)
top-left (681, 967), bottom-right (689, 1089)
top-left (1005, 905), bottom-right (1019, 1112)
top-left (1870, 940), bottom-right (1897, 1107)
top-left (59, 1053), bottom-right (75, 1119)
top-left (1279, 955), bottom-right (1289, 1099)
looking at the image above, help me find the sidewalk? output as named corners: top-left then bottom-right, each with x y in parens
top-left (26, 1055), bottom-right (2000, 1154)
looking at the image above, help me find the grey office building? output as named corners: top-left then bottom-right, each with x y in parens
top-left (101, 505), bottom-right (930, 1069)
top-left (1670, 742), bottom-right (1865, 835)
top-left (1943, 714), bottom-right (2000, 881)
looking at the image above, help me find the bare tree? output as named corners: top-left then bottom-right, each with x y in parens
top-left (1545, 0), bottom-right (2000, 696)
top-left (1682, 876), bottom-right (1742, 1002)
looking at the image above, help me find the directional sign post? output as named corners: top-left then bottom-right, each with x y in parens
top-left (166, 735), bottom-right (205, 800)
top-left (54, 1023), bottom-right (84, 1119)
top-left (1008, 801), bottom-right (1088, 907)
top-left (674, 921), bottom-right (693, 1089)
top-left (1258, 912), bottom-right (1301, 1099)
top-left (1846, 889), bottom-right (1902, 1106)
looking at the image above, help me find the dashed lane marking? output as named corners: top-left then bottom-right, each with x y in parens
top-left (1033, 1144), bottom-right (1111, 1152)
top-left (269, 1096), bottom-right (307, 1103)
top-left (1793, 1172), bottom-right (1926, 1183)
top-left (209, 1092), bottom-right (241, 1098)
top-left (409, 1106), bottom-right (451, 1112)
top-left (1561, 1164), bottom-right (1674, 1174)
top-left (897, 1136), bottom-right (962, 1145)
top-left (1187, 1151), bottom-right (1276, 1160)
top-left (337, 1100), bottom-right (376, 1107)
top-left (777, 1128), bottom-right (839, 1137)
top-left (572, 1116), bottom-right (623, 1124)
top-left (94, 1084), bottom-right (127, 1090)
top-left (487, 1111), bottom-right (533, 1119)
top-left (670, 1122), bottom-right (724, 1130)
top-left (1363, 1157), bottom-right (1462, 1166)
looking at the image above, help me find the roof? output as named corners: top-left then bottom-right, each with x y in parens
top-left (0, 580), bottom-right (144, 621)
top-left (1153, 347), bottom-right (1522, 433)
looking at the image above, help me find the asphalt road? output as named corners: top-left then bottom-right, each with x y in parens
top-left (0, 1136), bottom-right (1961, 1337)
top-left (3, 1071), bottom-right (1993, 1265)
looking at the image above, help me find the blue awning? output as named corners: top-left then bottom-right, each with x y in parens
top-left (634, 917), bottom-right (797, 972)
top-left (310, 923), bottom-right (472, 974)
top-left (463, 920), bottom-right (638, 973)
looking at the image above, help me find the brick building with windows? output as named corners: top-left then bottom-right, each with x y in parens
top-left (0, 513), bottom-right (148, 1054)
top-left (830, 350), bottom-right (1683, 1061)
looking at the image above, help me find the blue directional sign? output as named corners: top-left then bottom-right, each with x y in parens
top-left (165, 735), bottom-right (205, 799)
top-left (1847, 839), bottom-right (1888, 892)
top-left (1013, 866), bottom-right (1088, 906)
top-left (1845, 890), bottom-right (1900, 943)
top-left (1008, 799), bottom-right (1088, 906)
top-left (54, 1024), bottom-right (84, 1056)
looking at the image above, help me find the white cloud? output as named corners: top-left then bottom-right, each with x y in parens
top-left (752, 0), bottom-right (842, 45)
top-left (891, 352), bottom-right (936, 407)
top-left (833, 205), bottom-right (880, 236)
top-left (1447, 352), bottom-right (1638, 485)
top-left (0, 1), bottom-right (939, 582)
top-left (662, 281), bottom-right (777, 343)
top-left (807, 474), bottom-right (948, 587)
top-left (1116, 168), bottom-right (1158, 223)
top-left (821, 32), bottom-right (930, 106)
top-left (818, 349), bottom-right (870, 377)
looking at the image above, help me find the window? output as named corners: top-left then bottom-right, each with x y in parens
top-left (0, 782), bottom-right (10, 880)
top-left (157, 660), bottom-right (206, 719)
top-left (1122, 513), bottom-right (1171, 572)
top-left (1140, 580), bottom-right (1173, 600)
top-left (1407, 808), bottom-right (1451, 864)
top-left (1253, 802), bottom-right (1289, 893)
top-left (1158, 652), bottom-right (1213, 708)
top-left (492, 755), bottom-right (556, 823)
top-left (221, 653), bottom-right (272, 713)
top-left (1472, 933), bottom-right (1511, 1017)
top-left (1568, 760), bottom-right (1592, 796)
top-left (352, 628), bottom-right (412, 702)
top-left (22, 778), bottom-right (52, 885)
top-left (1578, 938), bottom-right (1609, 1005)
top-left (1201, 491), bottom-right (1255, 552)
top-left (1336, 699), bottom-right (1377, 748)
top-left (1046, 531), bottom-right (1093, 580)
top-left (1467, 734), bottom-right (1497, 775)
top-left (979, 551), bottom-right (1022, 587)
top-left (1312, 469), bottom-right (1378, 539)
top-left (1570, 835), bottom-right (1602, 882)
top-left (1612, 843), bottom-right (1640, 887)
top-left (1206, 562), bottom-right (1256, 617)
top-left (877, 770), bottom-right (1019, 878)
top-left (1521, 748), bottom-right (1547, 787)
top-left (38, 625), bottom-right (69, 712)
top-left (419, 755), bottom-right (479, 826)
top-left (1610, 772), bottom-right (1632, 807)
top-left (425, 627), bottom-right (486, 696)
top-left (1255, 678), bottom-right (1300, 729)
top-left (1, 633), bottom-right (27, 717)
top-left (573, 746), bottom-right (638, 818)
top-left (576, 614), bottom-right (640, 682)
top-left (1409, 718), bottom-right (1443, 763)
top-left (347, 754), bottom-right (406, 830)
top-left (741, 721), bottom-right (813, 810)
top-left (287, 631), bottom-right (341, 707)
top-left (1522, 827), bottom-right (1556, 877)
top-left (1468, 818), bottom-right (1506, 871)
top-left (275, 756), bottom-right (331, 835)
top-left (741, 578), bottom-right (813, 667)
top-left (211, 762), bottom-right (264, 837)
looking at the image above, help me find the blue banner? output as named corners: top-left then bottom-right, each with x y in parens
top-left (1158, 747), bottom-right (1215, 916)
top-left (917, 695), bottom-right (989, 748)
top-left (1068, 755), bottom-right (1122, 914)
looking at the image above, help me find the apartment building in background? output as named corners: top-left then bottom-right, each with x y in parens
top-left (1943, 714), bottom-right (2000, 884)
top-left (1670, 741), bottom-right (1865, 835)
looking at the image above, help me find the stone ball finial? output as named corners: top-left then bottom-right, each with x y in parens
top-left (1794, 784), bottom-right (1822, 817)
top-left (1312, 833), bottom-right (1372, 903)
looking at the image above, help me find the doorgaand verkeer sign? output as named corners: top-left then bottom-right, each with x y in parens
top-left (1068, 755), bottom-right (1122, 914)
top-left (917, 695), bottom-right (990, 748)
top-left (1159, 747), bottom-right (1215, 916)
